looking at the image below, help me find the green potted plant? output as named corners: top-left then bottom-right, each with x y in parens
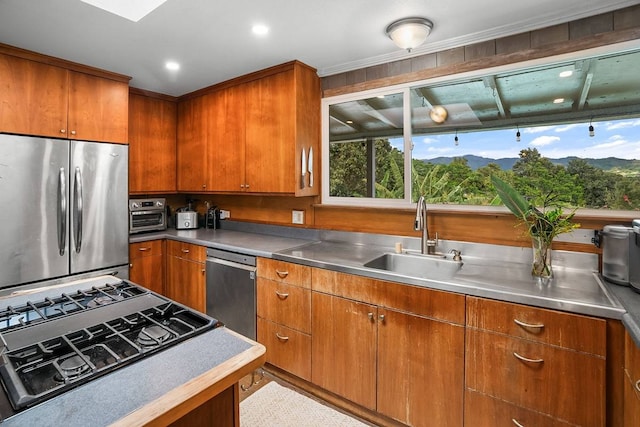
top-left (491, 175), bottom-right (580, 279)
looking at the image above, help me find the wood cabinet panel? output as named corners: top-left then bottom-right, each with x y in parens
top-left (257, 318), bottom-right (311, 381)
top-left (311, 292), bottom-right (377, 410)
top-left (257, 258), bottom-right (311, 288)
top-left (465, 328), bottom-right (605, 426)
top-left (177, 95), bottom-right (208, 191)
top-left (312, 268), bottom-right (465, 324)
top-left (377, 308), bottom-right (464, 427)
top-left (208, 85), bottom-right (246, 192)
top-left (166, 240), bottom-right (206, 262)
top-left (129, 240), bottom-right (165, 294)
top-left (257, 279), bottom-right (310, 333)
top-left (467, 296), bottom-right (606, 355)
top-left (464, 390), bottom-right (573, 427)
top-left (0, 54), bottom-right (68, 137)
top-left (624, 332), bottom-right (640, 426)
top-left (128, 92), bottom-right (177, 193)
top-left (68, 72), bottom-right (128, 143)
top-left (166, 255), bottom-right (206, 313)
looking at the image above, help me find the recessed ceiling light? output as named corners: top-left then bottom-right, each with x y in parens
top-left (559, 70), bottom-right (573, 78)
top-left (252, 24), bottom-right (269, 36)
top-left (553, 98), bottom-right (565, 104)
top-left (165, 61), bottom-right (180, 71)
top-left (80, 0), bottom-right (167, 22)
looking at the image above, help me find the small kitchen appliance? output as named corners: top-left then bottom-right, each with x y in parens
top-left (601, 222), bottom-right (640, 292)
top-left (206, 206), bottom-right (220, 229)
top-left (175, 209), bottom-right (198, 230)
top-left (129, 198), bottom-right (167, 234)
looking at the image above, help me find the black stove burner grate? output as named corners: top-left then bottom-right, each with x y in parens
top-left (0, 282), bottom-right (147, 333)
top-left (0, 301), bottom-right (219, 411)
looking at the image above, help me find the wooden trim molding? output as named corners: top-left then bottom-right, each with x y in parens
top-left (130, 86), bottom-right (179, 102)
top-left (0, 42), bottom-right (131, 83)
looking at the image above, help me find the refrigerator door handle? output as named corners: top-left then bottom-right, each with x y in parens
top-left (57, 167), bottom-right (67, 256)
top-left (73, 167), bottom-right (83, 253)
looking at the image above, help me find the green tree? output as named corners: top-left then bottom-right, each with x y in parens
top-left (566, 158), bottom-right (617, 208)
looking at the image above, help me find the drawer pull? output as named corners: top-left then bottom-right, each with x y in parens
top-left (512, 419), bottom-right (524, 427)
top-left (635, 379), bottom-right (640, 393)
top-left (513, 352), bottom-right (544, 364)
top-left (138, 247), bottom-right (151, 252)
top-left (275, 290), bottom-right (289, 300)
top-left (275, 332), bottom-right (289, 342)
top-left (181, 249), bottom-right (190, 253)
top-left (275, 269), bottom-right (289, 278)
top-left (514, 319), bottom-right (545, 330)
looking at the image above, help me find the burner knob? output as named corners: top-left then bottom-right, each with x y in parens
top-left (131, 202), bottom-right (140, 209)
top-left (156, 201), bottom-right (164, 207)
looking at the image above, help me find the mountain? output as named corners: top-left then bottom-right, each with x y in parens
top-left (420, 155), bottom-right (640, 174)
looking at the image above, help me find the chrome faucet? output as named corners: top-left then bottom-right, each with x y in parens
top-left (414, 196), bottom-right (437, 254)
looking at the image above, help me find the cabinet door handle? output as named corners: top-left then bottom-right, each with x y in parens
top-left (60, 129), bottom-right (66, 134)
top-left (513, 352), bottom-right (544, 364)
top-left (71, 130), bottom-right (76, 135)
top-left (275, 269), bottom-right (289, 278)
top-left (514, 318), bottom-right (545, 330)
top-left (378, 314), bottom-right (385, 323)
top-left (129, 263), bottom-right (133, 268)
top-left (138, 247), bottom-right (151, 252)
top-left (201, 269), bottom-right (206, 274)
top-left (635, 379), bottom-right (640, 393)
top-left (181, 249), bottom-right (190, 253)
top-left (275, 290), bottom-right (289, 300)
top-left (512, 419), bottom-right (524, 427)
top-left (367, 312), bottom-right (374, 321)
top-left (275, 332), bottom-right (289, 342)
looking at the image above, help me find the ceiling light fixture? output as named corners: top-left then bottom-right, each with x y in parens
top-left (516, 126), bottom-right (521, 142)
top-left (553, 98), bottom-right (564, 104)
top-left (165, 61), bottom-right (180, 71)
top-left (454, 130), bottom-right (459, 146)
top-left (429, 105), bottom-right (448, 124)
top-left (385, 17), bottom-right (433, 52)
top-left (559, 70), bottom-right (573, 78)
top-left (252, 24), bottom-right (269, 36)
top-left (589, 118), bottom-right (595, 137)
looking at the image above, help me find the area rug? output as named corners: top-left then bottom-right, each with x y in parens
top-left (240, 381), bottom-right (370, 427)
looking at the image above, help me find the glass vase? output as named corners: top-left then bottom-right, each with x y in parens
top-left (531, 236), bottom-right (553, 279)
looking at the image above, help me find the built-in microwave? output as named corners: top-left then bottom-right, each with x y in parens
top-left (129, 198), bottom-right (167, 234)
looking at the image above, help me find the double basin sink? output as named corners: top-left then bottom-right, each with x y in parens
top-left (363, 251), bottom-right (463, 281)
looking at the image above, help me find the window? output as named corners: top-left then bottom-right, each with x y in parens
top-left (322, 42), bottom-right (640, 211)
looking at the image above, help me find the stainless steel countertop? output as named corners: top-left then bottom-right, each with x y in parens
top-left (274, 240), bottom-right (626, 320)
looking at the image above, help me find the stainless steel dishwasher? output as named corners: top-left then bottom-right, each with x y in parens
top-left (205, 248), bottom-right (257, 340)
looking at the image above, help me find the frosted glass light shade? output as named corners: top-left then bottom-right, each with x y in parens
top-left (386, 18), bottom-right (433, 51)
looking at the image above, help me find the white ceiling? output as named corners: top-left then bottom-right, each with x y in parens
top-left (0, 0), bottom-right (637, 97)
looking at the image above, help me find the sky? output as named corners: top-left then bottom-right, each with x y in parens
top-left (404, 117), bottom-right (640, 160)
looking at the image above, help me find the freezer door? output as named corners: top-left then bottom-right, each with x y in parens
top-left (70, 141), bottom-right (128, 273)
top-left (0, 134), bottom-right (70, 288)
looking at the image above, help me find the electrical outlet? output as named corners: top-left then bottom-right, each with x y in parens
top-left (220, 210), bottom-right (230, 219)
top-left (292, 210), bottom-right (304, 224)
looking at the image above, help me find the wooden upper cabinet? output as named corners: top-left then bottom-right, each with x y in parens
top-left (208, 85), bottom-right (246, 192)
top-left (0, 46), bottom-right (130, 143)
top-left (68, 72), bottom-right (128, 143)
top-left (129, 91), bottom-right (177, 193)
top-left (176, 60), bottom-right (320, 196)
top-left (177, 95), bottom-right (208, 191)
top-left (0, 54), bottom-right (68, 137)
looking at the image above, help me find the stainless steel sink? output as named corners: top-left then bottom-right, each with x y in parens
top-left (363, 252), bottom-right (463, 280)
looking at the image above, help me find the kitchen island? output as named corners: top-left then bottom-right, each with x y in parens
top-left (1, 327), bottom-right (264, 427)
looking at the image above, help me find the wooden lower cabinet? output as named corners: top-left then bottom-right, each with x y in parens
top-left (257, 318), bottom-right (311, 380)
top-left (465, 390), bottom-right (573, 427)
top-left (377, 308), bottom-right (464, 427)
top-left (165, 241), bottom-right (206, 313)
top-left (624, 332), bottom-right (640, 426)
top-left (129, 240), bottom-right (165, 295)
top-left (311, 292), bottom-right (378, 410)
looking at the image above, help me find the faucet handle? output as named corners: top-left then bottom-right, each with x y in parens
top-left (450, 249), bottom-right (462, 261)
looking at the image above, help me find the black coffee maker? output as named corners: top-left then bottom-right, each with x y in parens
top-left (206, 206), bottom-right (220, 229)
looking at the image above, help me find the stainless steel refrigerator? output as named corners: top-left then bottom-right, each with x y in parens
top-left (0, 134), bottom-right (129, 290)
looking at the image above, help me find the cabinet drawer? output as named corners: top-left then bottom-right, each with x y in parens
top-left (257, 278), bottom-right (311, 334)
top-left (466, 329), bottom-right (605, 426)
top-left (166, 240), bottom-right (205, 262)
top-left (257, 258), bottom-right (311, 288)
top-left (467, 296), bottom-right (606, 355)
top-left (465, 390), bottom-right (573, 427)
top-left (257, 318), bottom-right (311, 381)
top-left (129, 240), bottom-right (164, 259)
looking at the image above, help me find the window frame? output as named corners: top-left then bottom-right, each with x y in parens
top-left (321, 39), bottom-right (640, 215)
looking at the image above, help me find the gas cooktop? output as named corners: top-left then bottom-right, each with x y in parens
top-left (0, 277), bottom-right (220, 415)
